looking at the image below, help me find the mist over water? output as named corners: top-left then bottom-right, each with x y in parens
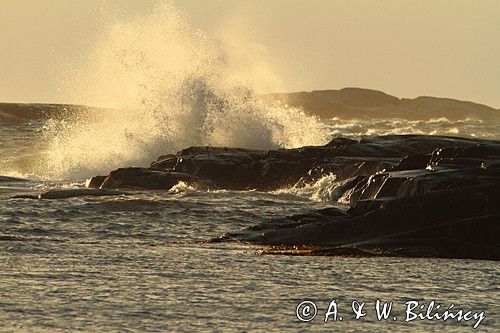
top-left (35, 2), bottom-right (329, 180)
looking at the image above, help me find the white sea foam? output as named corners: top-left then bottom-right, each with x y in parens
top-left (1, 2), bottom-right (498, 181)
top-left (168, 181), bottom-right (197, 194)
top-left (273, 174), bottom-right (343, 203)
top-left (324, 117), bottom-right (498, 139)
top-left (36, 1), bottom-right (329, 180)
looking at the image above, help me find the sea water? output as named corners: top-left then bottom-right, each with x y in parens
top-left (0, 2), bottom-right (498, 331)
top-left (0, 120), bottom-right (498, 332)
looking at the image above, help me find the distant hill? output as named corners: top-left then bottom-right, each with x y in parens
top-left (1, 88), bottom-right (498, 123)
top-left (261, 88), bottom-right (499, 121)
top-left (0, 102), bottom-right (92, 123)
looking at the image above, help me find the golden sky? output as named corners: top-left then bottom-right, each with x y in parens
top-left (0, 0), bottom-right (499, 107)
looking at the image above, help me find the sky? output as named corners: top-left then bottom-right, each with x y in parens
top-left (0, 0), bottom-right (499, 107)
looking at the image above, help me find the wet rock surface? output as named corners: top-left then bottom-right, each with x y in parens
top-left (87, 167), bottom-right (207, 191)
top-left (87, 134), bottom-right (499, 260)
top-left (216, 184), bottom-right (499, 260)
top-left (38, 188), bottom-right (126, 199)
top-left (210, 136), bottom-right (499, 260)
top-left (149, 134), bottom-right (486, 191)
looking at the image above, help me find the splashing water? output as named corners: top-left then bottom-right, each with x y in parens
top-left (38, 1), bottom-right (329, 180)
top-left (4, 1), bottom-right (497, 181)
top-left (325, 117), bottom-right (499, 139)
top-left (272, 174), bottom-right (343, 203)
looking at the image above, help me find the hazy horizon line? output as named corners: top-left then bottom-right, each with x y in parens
top-left (1, 86), bottom-right (498, 110)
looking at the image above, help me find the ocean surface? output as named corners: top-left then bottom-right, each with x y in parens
top-left (0, 118), bottom-right (498, 332)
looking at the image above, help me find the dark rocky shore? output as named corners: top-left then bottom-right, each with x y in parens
top-left (67, 135), bottom-right (500, 260)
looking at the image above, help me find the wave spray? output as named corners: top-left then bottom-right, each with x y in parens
top-left (40, 1), bottom-right (329, 180)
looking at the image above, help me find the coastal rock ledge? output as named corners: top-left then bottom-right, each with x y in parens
top-left (87, 135), bottom-right (500, 260)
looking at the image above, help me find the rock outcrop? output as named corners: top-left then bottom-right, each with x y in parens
top-left (147, 135), bottom-right (485, 191)
top-left (85, 134), bottom-right (499, 260)
top-left (38, 188), bottom-right (126, 199)
top-left (213, 138), bottom-right (500, 260)
top-left (87, 167), bottom-right (207, 191)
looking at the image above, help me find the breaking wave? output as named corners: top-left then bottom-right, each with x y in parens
top-left (273, 174), bottom-right (342, 203)
top-left (325, 117), bottom-right (499, 139)
top-left (37, 1), bottom-right (329, 180)
top-left (2, 1), bottom-right (498, 181)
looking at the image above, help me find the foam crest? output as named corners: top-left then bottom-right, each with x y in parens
top-left (274, 174), bottom-right (342, 203)
top-left (325, 117), bottom-right (499, 139)
top-left (40, 1), bottom-right (329, 180)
